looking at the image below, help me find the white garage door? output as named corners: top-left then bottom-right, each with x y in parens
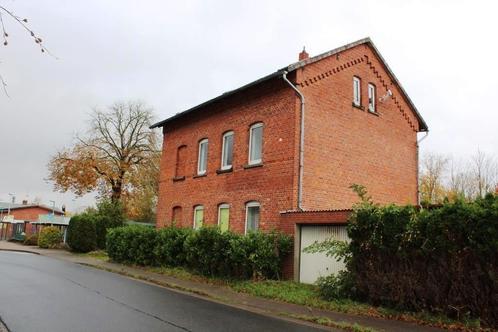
top-left (299, 225), bottom-right (349, 284)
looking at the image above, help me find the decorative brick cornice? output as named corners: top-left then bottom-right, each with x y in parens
top-left (364, 55), bottom-right (418, 132)
top-left (298, 57), bottom-right (365, 87)
top-left (296, 54), bottom-right (417, 132)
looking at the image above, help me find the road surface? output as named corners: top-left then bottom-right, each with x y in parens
top-left (0, 251), bottom-right (322, 332)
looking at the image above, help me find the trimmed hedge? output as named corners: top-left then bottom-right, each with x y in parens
top-left (38, 226), bottom-right (62, 249)
top-left (344, 193), bottom-right (498, 327)
top-left (66, 214), bottom-right (97, 253)
top-left (106, 226), bottom-right (292, 280)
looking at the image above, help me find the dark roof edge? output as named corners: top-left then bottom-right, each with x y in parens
top-left (286, 37), bottom-right (427, 131)
top-left (150, 70), bottom-right (286, 129)
top-left (152, 37), bottom-right (428, 132)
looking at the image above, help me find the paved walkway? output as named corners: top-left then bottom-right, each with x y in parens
top-left (0, 241), bottom-right (445, 332)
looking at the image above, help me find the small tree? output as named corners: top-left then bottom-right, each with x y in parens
top-left (66, 214), bottom-right (97, 253)
top-left (95, 200), bottom-right (125, 249)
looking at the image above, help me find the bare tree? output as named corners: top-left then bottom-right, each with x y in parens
top-left (447, 158), bottom-right (473, 200)
top-left (470, 149), bottom-right (498, 198)
top-left (419, 152), bottom-right (449, 204)
top-left (0, 5), bottom-right (52, 95)
top-left (48, 101), bottom-right (160, 202)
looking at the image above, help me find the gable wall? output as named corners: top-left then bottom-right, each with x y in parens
top-left (297, 44), bottom-right (420, 209)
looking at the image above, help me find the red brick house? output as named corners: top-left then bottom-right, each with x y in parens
top-left (0, 201), bottom-right (65, 238)
top-left (151, 38), bottom-right (428, 282)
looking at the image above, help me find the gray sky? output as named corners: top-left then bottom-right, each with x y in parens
top-left (1, 0), bottom-right (497, 212)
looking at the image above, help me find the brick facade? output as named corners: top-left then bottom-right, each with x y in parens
top-left (153, 38), bottom-right (427, 279)
top-left (156, 78), bottom-right (299, 233)
top-left (297, 44), bottom-right (420, 209)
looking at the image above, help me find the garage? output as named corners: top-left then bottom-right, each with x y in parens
top-left (299, 225), bottom-right (349, 284)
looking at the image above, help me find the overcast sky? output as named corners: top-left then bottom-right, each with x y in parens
top-left (0, 0), bottom-right (497, 211)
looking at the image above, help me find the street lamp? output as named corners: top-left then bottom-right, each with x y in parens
top-left (49, 200), bottom-right (56, 216)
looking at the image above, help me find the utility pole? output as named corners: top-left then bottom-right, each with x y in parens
top-left (49, 200), bottom-right (56, 216)
top-left (8, 193), bottom-right (15, 215)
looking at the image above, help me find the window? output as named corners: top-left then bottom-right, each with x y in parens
top-left (217, 203), bottom-right (230, 232)
top-left (353, 76), bottom-right (361, 106)
top-left (245, 201), bottom-right (260, 234)
top-left (197, 139), bottom-right (208, 175)
top-left (193, 205), bottom-right (204, 229)
top-left (172, 206), bottom-right (182, 224)
top-left (221, 131), bottom-right (234, 170)
top-left (368, 83), bottom-right (376, 113)
top-left (175, 145), bottom-right (187, 177)
top-left (248, 123), bottom-right (263, 165)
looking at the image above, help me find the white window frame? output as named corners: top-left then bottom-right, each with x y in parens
top-left (368, 83), bottom-right (376, 113)
top-left (245, 201), bottom-right (260, 234)
top-left (248, 123), bottom-right (263, 165)
top-left (217, 203), bottom-right (230, 228)
top-left (197, 139), bottom-right (208, 175)
top-left (353, 76), bottom-right (361, 106)
top-left (221, 131), bottom-right (234, 170)
top-left (193, 205), bottom-right (204, 229)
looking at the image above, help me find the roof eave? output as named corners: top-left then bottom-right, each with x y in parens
top-left (150, 70), bottom-right (287, 129)
top-left (151, 37), bottom-right (428, 132)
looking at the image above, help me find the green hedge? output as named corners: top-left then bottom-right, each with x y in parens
top-left (106, 226), bottom-right (292, 280)
top-left (345, 193), bottom-right (498, 327)
top-left (38, 226), bottom-right (62, 249)
top-left (66, 214), bottom-right (97, 253)
top-left (95, 200), bottom-right (125, 249)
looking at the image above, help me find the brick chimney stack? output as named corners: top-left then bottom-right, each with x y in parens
top-left (299, 47), bottom-right (309, 61)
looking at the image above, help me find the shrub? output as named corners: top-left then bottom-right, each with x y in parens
top-left (23, 233), bottom-right (39, 246)
top-left (106, 225), bottom-right (157, 265)
top-left (66, 214), bottom-right (97, 253)
top-left (340, 189), bottom-right (498, 327)
top-left (184, 227), bottom-right (234, 277)
top-left (315, 271), bottom-right (356, 300)
top-left (38, 226), bottom-right (62, 249)
top-left (95, 200), bottom-right (125, 249)
top-left (106, 225), bottom-right (293, 280)
top-left (153, 226), bottom-right (193, 266)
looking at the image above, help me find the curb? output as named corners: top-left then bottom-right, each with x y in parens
top-left (0, 248), bottom-right (40, 255)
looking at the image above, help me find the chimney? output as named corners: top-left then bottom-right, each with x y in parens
top-left (22, 200), bottom-right (28, 205)
top-left (299, 46), bottom-right (309, 61)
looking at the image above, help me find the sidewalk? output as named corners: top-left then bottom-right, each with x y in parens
top-left (0, 241), bottom-right (445, 332)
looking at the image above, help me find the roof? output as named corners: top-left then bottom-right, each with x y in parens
top-left (32, 215), bottom-right (70, 226)
top-left (151, 37), bottom-right (428, 132)
top-left (0, 202), bottom-right (64, 214)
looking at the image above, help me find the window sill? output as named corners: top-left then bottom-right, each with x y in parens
top-left (352, 103), bottom-right (364, 111)
top-left (216, 167), bottom-right (233, 174)
top-left (243, 163), bottom-right (263, 169)
top-left (172, 176), bottom-right (186, 182)
top-left (367, 110), bottom-right (379, 116)
top-left (193, 174), bottom-right (207, 179)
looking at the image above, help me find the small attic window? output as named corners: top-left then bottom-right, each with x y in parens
top-left (353, 76), bottom-right (361, 107)
top-left (368, 83), bottom-right (376, 113)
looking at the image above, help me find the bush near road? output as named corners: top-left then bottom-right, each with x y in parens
top-left (38, 226), bottom-right (62, 249)
top-left (106, 225), bottom-right (292, 280)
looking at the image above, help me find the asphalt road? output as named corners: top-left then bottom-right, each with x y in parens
top-left (0, 251), bottom-right (322, 332)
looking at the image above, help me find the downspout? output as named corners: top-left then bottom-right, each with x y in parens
top-left (416, 131), bottom-right (429, 205)
top-left (282, 71), bottom-right (305, 210)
